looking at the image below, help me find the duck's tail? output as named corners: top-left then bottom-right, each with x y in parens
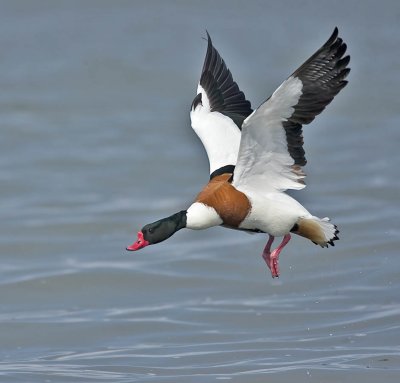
top-left (293, 216), bottom-right (339, 247)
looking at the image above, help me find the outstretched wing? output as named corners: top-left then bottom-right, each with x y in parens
top-left (190, 32), bottom-right (253, 179)
top-left (233, 27), bottom-right (350, 193)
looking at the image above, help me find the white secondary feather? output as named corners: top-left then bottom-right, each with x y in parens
top-left (190, 85), bottom-right (241, 175)
top-left (232, 76), bottom-right (305, 193)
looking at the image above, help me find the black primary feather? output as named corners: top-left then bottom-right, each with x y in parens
top-left (196, 31), bottom-right (253, 128)
top-left (283, 27), bottom-right (350, 166)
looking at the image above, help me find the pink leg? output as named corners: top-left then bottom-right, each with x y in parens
top-left (261, 235), bottom-right (275, 275)
top-left (261, 234), bottom-right (291, 278)
top-left (261, 235), bottom-right (275, 262)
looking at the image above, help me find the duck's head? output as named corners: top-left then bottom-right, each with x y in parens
top-left (126, 210), bottom-right (187, 251)
top-left (126, 222), bottom-right (162, 251)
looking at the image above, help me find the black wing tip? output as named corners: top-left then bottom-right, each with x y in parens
top-left (325, 27), bottom-right (348, 52)
top-left (331, 26), bottom-right (339, 38)
top-left (338, 55), bottom-right (351, 68)
top-left (283, 26), bottom-right (350, 161)
top-left (323, 27), bottom-right (339, 48)
top-left (198, 31), bottom-right (253, 124)
top-left (205, 29), bottom-right (212, 44)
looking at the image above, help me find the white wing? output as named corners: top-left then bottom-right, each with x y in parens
top-left (233, 27), bottom-right (350, 193)
top-left (190, 32), bottom-right (252, 179)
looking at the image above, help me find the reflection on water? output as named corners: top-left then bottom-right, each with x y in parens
top-left (1, 1), bottom-right (399, 382)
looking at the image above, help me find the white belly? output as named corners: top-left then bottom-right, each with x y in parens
top-left (239, 191), bottom-right (311, 236)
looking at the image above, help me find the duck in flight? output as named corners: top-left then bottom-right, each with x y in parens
top-left (127, 28), bottom-right (350, 278)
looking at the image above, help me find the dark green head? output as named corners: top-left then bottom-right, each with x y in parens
top-left (126, 210), bottom-right (187, 251)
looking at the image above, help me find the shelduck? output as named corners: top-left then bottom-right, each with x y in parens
top-left (127, 28), bottom-right (350, 278)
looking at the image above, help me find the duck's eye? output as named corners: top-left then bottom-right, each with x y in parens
top-left (148, 228), bottom-right (154, 234)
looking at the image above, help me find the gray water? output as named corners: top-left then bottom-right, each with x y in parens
top-left (1, 1), bottom-right (400, 382)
